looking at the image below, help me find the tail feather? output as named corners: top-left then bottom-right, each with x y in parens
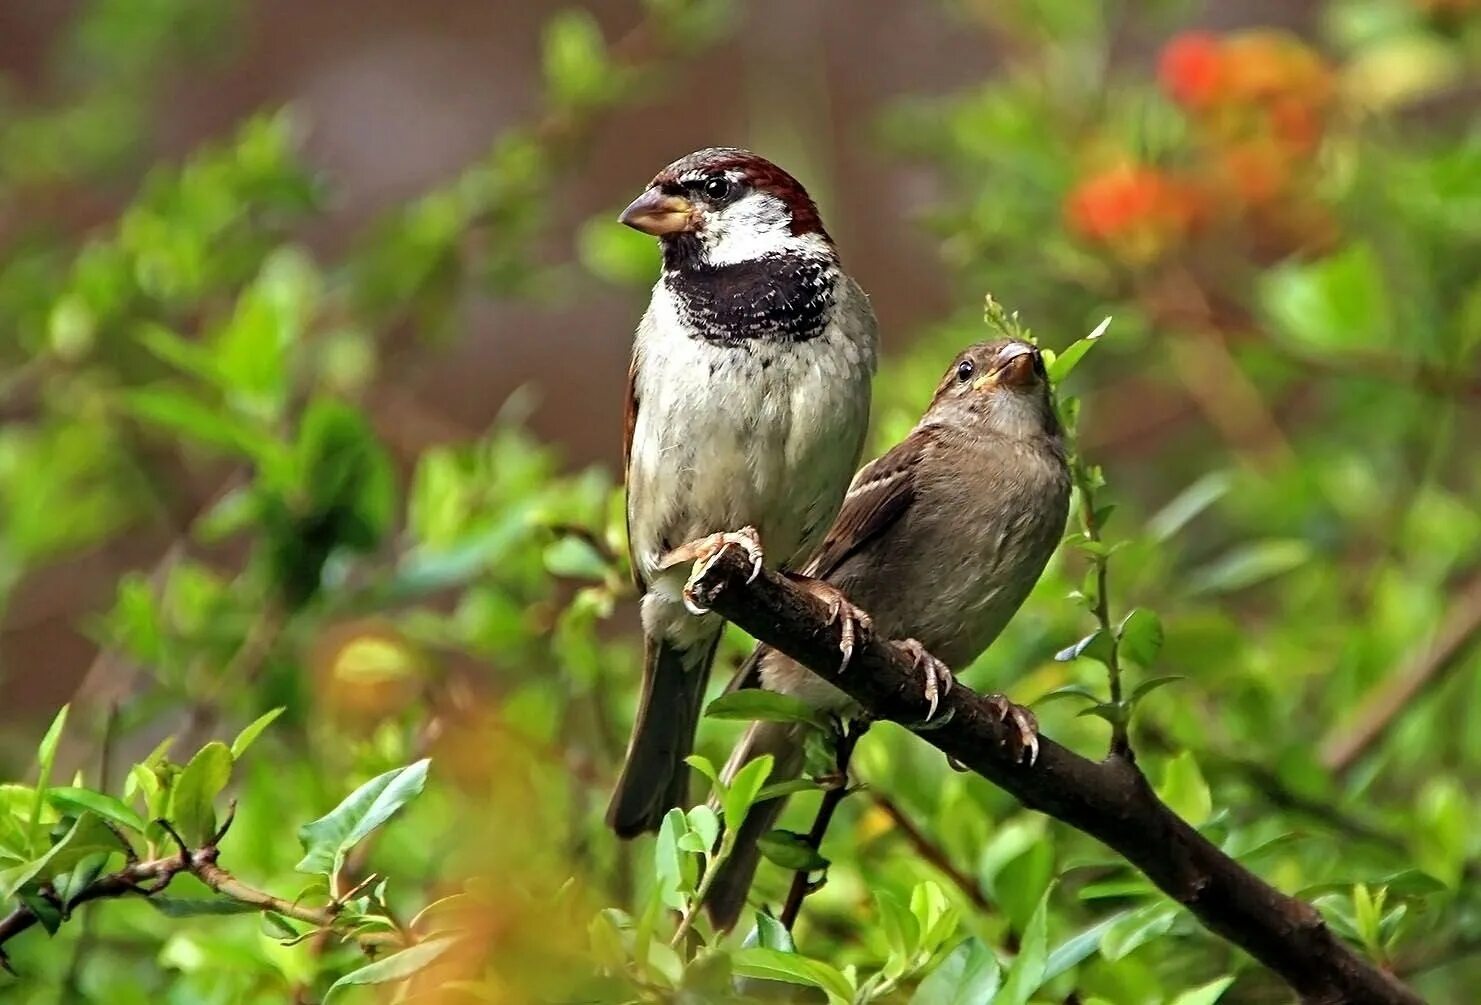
top-left (704, 719), bottom-right (808, 932)
top-left (606, 635), bottom-right (718, 838)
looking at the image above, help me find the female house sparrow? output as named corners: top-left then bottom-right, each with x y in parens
top-left (608, 148), bottom-right (878, 838)
top-left (705, 339), bottom-right (1070, 929)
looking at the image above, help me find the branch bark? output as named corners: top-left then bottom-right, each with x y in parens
top-left (689, 549), bottom-right (1422, 1005)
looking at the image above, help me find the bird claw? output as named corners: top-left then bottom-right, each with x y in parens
top-left (894, 638), bottom-right (953, 722)
top-left (984, 694), bottom-right (1039, 766)
top-left (795, 579), bottom-right (872, 673)
top-left (667, 527), bottom-right (765, 614)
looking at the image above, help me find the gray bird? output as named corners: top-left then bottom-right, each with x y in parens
top-left (608, 148), bottom-right (878, 838)
top-left (705, 338), bottom-right (1070, 930)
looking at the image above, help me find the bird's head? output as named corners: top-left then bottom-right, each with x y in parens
top-left (928, 339), bottom-right (1059, 440)
top-left (620, 147), bottom-right (834, 270)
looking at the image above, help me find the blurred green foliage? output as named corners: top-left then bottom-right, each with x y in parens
top-left (2, 0), bottom-right (1479, 1002)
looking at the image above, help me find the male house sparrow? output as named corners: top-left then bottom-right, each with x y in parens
top-left (705, 338), bottom-right (1070, 929)
top-left (607, 148), bottom-right (878, 838)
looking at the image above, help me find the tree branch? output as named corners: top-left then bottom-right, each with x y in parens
top-left (0, 840), bottom-right (399, 970)
top-left (688, 549), bottom-right (1423, 1005)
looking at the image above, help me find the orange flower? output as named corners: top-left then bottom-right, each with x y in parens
top-left (1159, 32), bottom-right (1226, 108)
top-left (1065, 164), bottom-right (1203, 262)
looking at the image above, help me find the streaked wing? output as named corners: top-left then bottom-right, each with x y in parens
top-left (623, 354), bottom-right (644, 590)
top-left (804, 425), bottom-right (936, 579)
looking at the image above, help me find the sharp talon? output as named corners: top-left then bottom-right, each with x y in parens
top-left (896, 639), bottom-right (953, 723)
top-left (985, 694), bottom-right (1039, 766)
top-left (946, 755), bottom-right (970, 772)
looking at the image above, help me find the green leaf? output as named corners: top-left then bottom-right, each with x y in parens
top-left (324, 936), bottom-right (461, 1000)
top-left (910, 937), bottom-right (1001, 1005)
top-left (758, 830), bottom-right (829, 872)
top-left (705, 691), bottom-right (827, 728)
top-left (684, 754), bottom-right (721, 792)
top-left (1260, 243), bottom-right (1392, 353)
top-left (229, 708), bottom-right (285, 760)
top-left (169, 742), bottom-right (233, 846)
top-left (1187, 540), bottom-right (1311, 596)
top-left (722, 754), bottom-right (774, 829)
top-left (1043, 910), bottom-right (1133, 981)
top-left (730, 948), bottom-right (853, 1004)
top-left (1171, 975), bottom-right (1236, 1005)
top-left (653, 808), bottom-right (692, 909)
top-left (1157, 751), bottom-right (1212, 828)
top-left (1047, 315), bottom-right (1111, 384)
top-left (296, 759), bottom-right (430, 876)
top-left (295, 399), bottom-right (397, 552)
top-left (542, 536), bottom-right (608, 580)
top-left (748, 910), bottom-right (795, 952)
top-left (123, 387), bottom-right (278, 463)
top-left (1055, 629), bottom-right (1112, 665)
top-left (686, 805), bottom-right (720, 854)
top-left (1100, 902), bottom-right (1177, 961)
top-left (999, 885), bottom-right (1051, 1005)
top-left (1116, 609), bottom-right (1163, 668)
top-left (1147, 472), bottom-right (1232, 542)
top-left (578, 213), bottom-right (659, 287)
top-left (47, 788), bottom-right (146, 834)
top-left (755, 777), bottom-right (822, 802)
top-left (28, 705), bottom-right (68, 849)
top-left (1129, 675), bottom-right (1185, 706)
top-left (1036, 684), bottom-right (1103, 706)
top-left (876, 890), bottom-right (920, 979)
top-left (0, 816), bottom-right (84, 901)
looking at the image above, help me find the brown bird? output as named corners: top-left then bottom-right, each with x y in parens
top-left (705, 338), bottom-right (1070, 930)
top-left (608, 148), bottom-right (878, 838)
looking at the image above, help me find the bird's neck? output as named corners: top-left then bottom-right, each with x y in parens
top-left (661, 249), bottom-right (839, 345)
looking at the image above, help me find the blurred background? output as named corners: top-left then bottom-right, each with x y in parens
top-left (0, 0), bottom-right (1478, 1002)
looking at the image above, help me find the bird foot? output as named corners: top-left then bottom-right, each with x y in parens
top-left (893, 638), bottom-right (953, 722)
top-left (791, 577), bottom-right (872, 673)
top-left (661, 527), bottom-right (765, 615)
top-left (983, 694), bottom-right (1039, 766)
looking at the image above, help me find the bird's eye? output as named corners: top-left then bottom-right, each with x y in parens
top-left (702, 176), bottom-right (731, 200)
top-left (956, 359), bottom-right (975, 383)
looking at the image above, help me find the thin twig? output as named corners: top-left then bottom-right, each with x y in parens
top-left (779, 724), bottom-right (867, 931)
top-left (870, 793), bottom-right (993, 916)
top-left (1320, 572), bottom-right (1481, 775)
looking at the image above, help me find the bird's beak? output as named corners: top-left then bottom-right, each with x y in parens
top-left (619, 188), bottom-right (696, 236)
top-left (973, 343), bottom-right (1041, 391)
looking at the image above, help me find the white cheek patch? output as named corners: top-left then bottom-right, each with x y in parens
top-left (702, 193), bottom-right (812, 265)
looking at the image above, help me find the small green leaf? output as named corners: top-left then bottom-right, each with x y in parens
top-left (999, 885), bottom-right (1051, 1005)
top-left (876, 890), bottom-right (920, 979)
top-left (758, 830), bottom-right (828, 872)
top-left (169, 742), bottom-right (233, 846)
top-left (755, 777), bottom-right (823, 802)
top-left (1157, 751), bottom-right (1212, 828)
top-left (28, 706), bottom-right (69, 848)
top-left (1129, 675), bottom-right (1185, 706)
top-left (1116, 609), bottom-right (1163, 668)
top-left (1055, 629), bottom-right (1112, 665)
top-left (1035, 685), bottom-right (1102, 706)
top-left (722, 755), bottom-right (774, 829)
top-left (748, 910), bottom-right (795, 952)
top-left (542, 536), bottom-right (608, 580)
top-left (229, 708), bottom-right (285, 760)
top-left (1171, 975), bottom-right (1236, 1005)
top-left (1047, 316), bottom-right (1110, 384)
top-left (123, 387), bottom-right (279, 463)
top-left (542, 9), bottom-right (610, 107)
top-left (1043, 910), bottom-right (1134, 981)
top-left (47, 788), bottom-right (146, 834)
top-left (654, 808), bottom-right (692, 909)
top-left (730, 948), bottom-right (853, 1004)
top-left (1100, 901), bottom-right (1177, 961)
top-left (705, 691), bottom-right (827, 728)
top-left (1187, 539), bottom-right (1311, 596)
top-left (296, 759), bottom-right (430, 876)
top-left (910, 937), bottom-right (1001, 1005)
top-left (324, 936), bottom-right (461, 1000)
top-left (686, 805), bottom-right (720, 854)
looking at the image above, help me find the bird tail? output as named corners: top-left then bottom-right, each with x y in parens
top-left (704, 717), bottom-right (808, 932)
top-left (606, 635), bottom-right (719, 838)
